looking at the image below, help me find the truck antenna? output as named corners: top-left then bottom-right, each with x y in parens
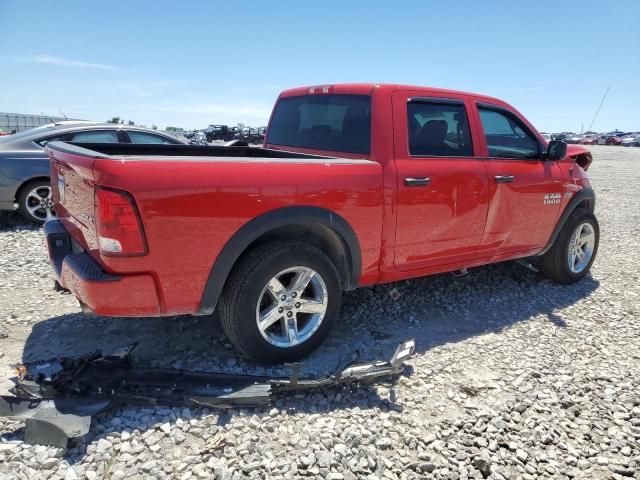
top-left (58, 108), bottom-right (69, 120)
top-left (587, 87), bottom-right (610, 132)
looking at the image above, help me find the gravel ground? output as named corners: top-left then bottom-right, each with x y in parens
top-left (0, 145), bottom-right (639, 479)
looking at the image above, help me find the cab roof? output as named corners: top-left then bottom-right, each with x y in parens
top-left (278, 83), bottom-right (505, 104)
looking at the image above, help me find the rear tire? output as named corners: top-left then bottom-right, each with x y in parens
top-left (17, 179), bottom-right (55, 224)
top-left (219, 241), bottom-right (342, 363)
top-left (538, 208), bottom-right (599, 284)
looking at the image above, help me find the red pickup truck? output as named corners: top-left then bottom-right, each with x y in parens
top-left (45, 84), bottom-right (598, 362)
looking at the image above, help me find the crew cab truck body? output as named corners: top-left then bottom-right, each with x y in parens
top-left (45, 84), bottom-right (598, 362)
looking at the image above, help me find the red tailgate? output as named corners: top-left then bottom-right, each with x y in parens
top-left (47, 143), bottom-right (99, 255)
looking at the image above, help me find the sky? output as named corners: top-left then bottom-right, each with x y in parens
top-left (1, 1), bottom-right (638, 132)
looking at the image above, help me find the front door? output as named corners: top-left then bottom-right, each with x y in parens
top-left (392, 92), bottom-right (489, 271)
top-left (472, 103), bottom-right (565, 257)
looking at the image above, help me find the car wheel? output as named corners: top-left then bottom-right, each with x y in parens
top-left (17, 180), bottom-right (55, 224)
top-left (219, 241), bottom-right (342, 363)
top-left (538, 208), bottom-right (599, 284)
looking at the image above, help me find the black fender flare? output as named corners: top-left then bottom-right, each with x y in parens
top-left (538, 187), bottom-right (596, 255)
top-left (197, 206), bottom-right (362, 315)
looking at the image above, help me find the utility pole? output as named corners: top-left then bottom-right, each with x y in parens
top-left (588, 87), bottom-right (610, 132)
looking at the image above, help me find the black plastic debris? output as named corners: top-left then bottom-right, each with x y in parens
top-left (0, 340), bottom-right (415, 449)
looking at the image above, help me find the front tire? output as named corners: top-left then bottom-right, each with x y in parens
top-left (219, 241), bottom-right (342, 363)
top-left (538, 208), bottom-right (599, 284)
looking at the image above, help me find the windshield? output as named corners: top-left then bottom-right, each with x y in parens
top-left (267, 94), bottom-right (371, 154)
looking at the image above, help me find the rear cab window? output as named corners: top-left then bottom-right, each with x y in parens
top-left (267, 94), bottom-right (371, 155)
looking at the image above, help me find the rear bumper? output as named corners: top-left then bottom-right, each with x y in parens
top-left (44, 220), bottom-right (161, 316)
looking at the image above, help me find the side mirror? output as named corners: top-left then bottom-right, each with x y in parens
top-left (546, 140), bottom-right (567, 161)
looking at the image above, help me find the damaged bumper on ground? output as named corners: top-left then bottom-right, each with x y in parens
top-left (0, 340), bottom-right (415, 449)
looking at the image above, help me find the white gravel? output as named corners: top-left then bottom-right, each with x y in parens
top-left (1, 145), bottom-right (639, 479)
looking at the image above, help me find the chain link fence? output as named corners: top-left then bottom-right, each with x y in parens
top-left (0, 112), bottom-right (80, 133)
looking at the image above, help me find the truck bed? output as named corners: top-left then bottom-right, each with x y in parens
top-left (48, 142), bottom-right (335, 160)
top-left (45, 141), bottom-right (384, 317)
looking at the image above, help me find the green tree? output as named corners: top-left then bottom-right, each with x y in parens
top-left (107, 116), bottom-right (121, 124)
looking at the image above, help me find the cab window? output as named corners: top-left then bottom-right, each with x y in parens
top-left (478, 107), bottom-right (539, 159)
top-left (267, 94), bottom-right (371, 154)
top-left (408, 101), bottom-right (473, 157)
top-left (128, 131), bottom-right (177, 144)
top-left (69, 130), bottom-right (119, 143)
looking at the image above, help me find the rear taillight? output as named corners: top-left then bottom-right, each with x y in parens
top-left (95, 187), bottom-right (147, 256)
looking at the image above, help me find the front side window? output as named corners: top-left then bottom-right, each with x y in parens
top-left (408, 101), bottom-right (473, 156)
top-left (478, 107), bottom-right (539, 159)
top-left (128, 131), bottom-right (177, 144)
top-left (69, 130), bottom-right (119, 143)
top-left (267, 94), bottom-right (371, 154)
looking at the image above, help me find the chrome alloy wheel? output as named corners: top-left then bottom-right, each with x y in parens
top-left (255, 266), bottom-right (328, 348)
top-left (25, 185), bottom-right (55, 221)
top-left (567, 222), bottom-right (596, 274)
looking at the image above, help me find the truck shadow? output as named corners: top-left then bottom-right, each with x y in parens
top-left (5, 260), bottom-right (598, 459)
top-left (0, 211), bottom-right (40, 232)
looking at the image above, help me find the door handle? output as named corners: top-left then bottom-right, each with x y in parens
top-left (404, 177), bottom-right (431, 187)
top-left (494, 175), bottom-right (515, 183)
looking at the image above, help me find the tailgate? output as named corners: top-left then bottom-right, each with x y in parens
top-left (47, 143), bottom-right (98, 252)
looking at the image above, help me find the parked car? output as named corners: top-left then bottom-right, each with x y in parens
top-left (44, 83), bottom-right (598, 363)
top-left (599, 131), bottom-right (626, 145)
top-left (190, 131), bottom-right (208, 145)
top-left (579, 135), bottom-right (599, 145)
top-left (204, 125), bottom-right (234, 142)
top-left (566, 134), bottom-right (585, 144)
top-left (0, 122), bottom-right (184, 223)
top-left (552, 132), bottom-right (575, 142)
top-left (622, 135), bottom-right (640, 147)
top-left (240, 127), bottom-right (264, 144)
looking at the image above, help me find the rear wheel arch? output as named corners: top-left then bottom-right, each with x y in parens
top-left (197, 206), bottom-right (362, 315)
top-left (15, 177), bottom-right (54, 223)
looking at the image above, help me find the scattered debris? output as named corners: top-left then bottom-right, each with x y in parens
top-left (0, 340), bottom-right (415, 449)
top-left (516, 259), bottom-right (540, 273)
top-left (388, 287), bottom-right (402, 300)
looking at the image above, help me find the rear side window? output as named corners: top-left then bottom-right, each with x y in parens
top-left (128, 131), bottom-right (177, 144)
top-left (36, 134), bottom-right (66, 147)
top-left (408, 101), bottom-right (473, 157)
top-left (478, 107), bottom-right (540, 159)
top-left (69, 130), bottom-right (119, 143)
top-left (267, 94), bottom-right (371, 154)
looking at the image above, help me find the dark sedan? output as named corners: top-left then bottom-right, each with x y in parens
top-left (0, 122), bottom-right (184, 223)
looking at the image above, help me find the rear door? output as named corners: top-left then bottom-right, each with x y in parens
top-left (392, 92), bottom-right (489, 271)
top-left (472, 102), bottom-right (564, 257)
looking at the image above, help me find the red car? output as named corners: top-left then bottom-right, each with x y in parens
top-left (45, 84), bottom-right (599, 362)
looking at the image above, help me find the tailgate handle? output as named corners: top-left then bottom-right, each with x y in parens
top-left (494, 175), bottom-right (515, 183)
top-left (404, 177), bottom-right (431, 187)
